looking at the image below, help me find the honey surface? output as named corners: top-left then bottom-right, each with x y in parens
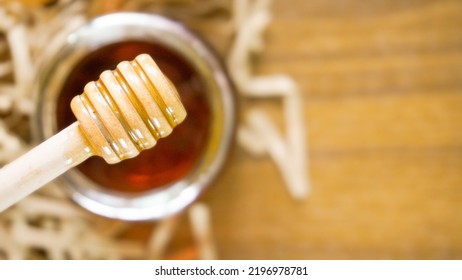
top-left (57, 41), bottom-right (211, 192)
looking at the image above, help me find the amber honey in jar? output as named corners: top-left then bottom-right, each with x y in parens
top-left (56, 41), bottom-right (211, 193)
top-left (35, 13), bottom-right (235, 220)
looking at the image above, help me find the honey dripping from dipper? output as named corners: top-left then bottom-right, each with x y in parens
top-left (56, 41), bottom-right (211, 193)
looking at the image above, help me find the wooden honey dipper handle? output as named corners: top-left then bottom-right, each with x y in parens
top-left (0, 54), bottom-right (187, 211)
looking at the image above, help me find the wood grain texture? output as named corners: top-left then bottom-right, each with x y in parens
top-left (197, 0), bottom-right (462, 259)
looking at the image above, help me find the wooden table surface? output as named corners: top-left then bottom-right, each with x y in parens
top-left (178, 0), bottom-right (462, 259)
top-left (9, 0), bottom-right (461, 260)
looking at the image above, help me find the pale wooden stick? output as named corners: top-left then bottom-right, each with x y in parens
top-left (0, 54), bottom-right (187, 212)
top-left (0, 123), bottom-right (90, 211)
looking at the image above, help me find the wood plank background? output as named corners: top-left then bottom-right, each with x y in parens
top-left (183, 0), bottom-right (462, 259)
top-left (7, 0), bottom-right (461, 260)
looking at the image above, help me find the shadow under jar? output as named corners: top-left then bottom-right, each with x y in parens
top-left (33, 13), bottom-right (236, 221)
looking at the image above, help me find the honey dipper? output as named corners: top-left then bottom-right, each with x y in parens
top-left (0, 54), bottom-right (187, 211)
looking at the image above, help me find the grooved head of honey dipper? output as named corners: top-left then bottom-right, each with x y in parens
top-left (70, 54), bottom-right (187, 164)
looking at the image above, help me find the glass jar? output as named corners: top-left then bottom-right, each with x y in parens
top-left (33, 12), bottom-right (236, 221)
